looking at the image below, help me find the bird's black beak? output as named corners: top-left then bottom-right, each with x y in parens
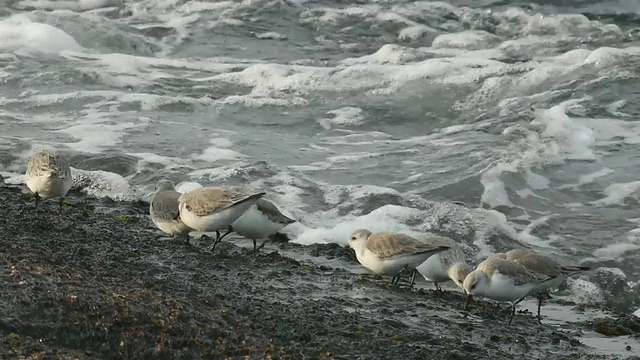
top-left (464, 294), bottom-right (473, 311)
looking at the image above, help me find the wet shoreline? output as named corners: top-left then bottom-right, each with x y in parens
top-left (0, 180), bottom-right (637, 359)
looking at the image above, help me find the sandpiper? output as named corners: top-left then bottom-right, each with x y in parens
top-left (349, 229), bottom-right (450, 286)
top-left (25, 150), bottom-right (73, 209)
top-left (415, 233), bottom-right (472, 292)
top-left (463, 255), bottom-right (556, 325)
top-left (216, 199), bottom-right (296, 252)
top-left (150, 179), bottom-right (193, 244)
top-left (495, 248), bottom-right (590, 317)
top-left (178, 187), bottom-right (265, 252)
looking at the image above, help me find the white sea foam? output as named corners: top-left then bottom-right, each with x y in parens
top-left (129, 152), bottom-right (192, 172)
top-left (254, 32), bottom-right (287, 40)
top-left (57, 114), bottom-right (151, 154)
top-left (72, 168), bottom-right (133, 199)
top-left (0, 15), bottom-right (84, 55)
top-left (188, 165), bottom-right (247, 182)
top-left (317, 107), bottom-right (366, 130)
top-left (322, 184), bottom-right (402, 206)
top-left (578, 117), bottom-right (640, 147)
top-left (398, 24), bottom-right (436, 41)
top-left (530, 99), bottom-right (597, 161)
top-left (432, 30), bottom-right (500, 50)
top-left (480, 162), bottom-right (517, 209)
top-left (174, 181), bottom-right (202, 194)
top-left (11, 7), bottom-right (633, 115)
top-left (591, 242), bottom-right (640, 262)
top-left (192, 137), bottom-right (245, 163)
top-left (578, 168), bottom-right (615, 186)
top-left (14, 0), bottom-right (120, 11)
top-left (477, 208), bottom-right (553, 252)
top-left (592, 181), bottom-right (640, 207)
top-left (605, 100), bottom-right (631, 117)
top-left (292, 204), bottom-right (426, 245)
top-left (341, 44), bottom-right (426, 65)
top-left (478, 97), bottom-right (606, 214)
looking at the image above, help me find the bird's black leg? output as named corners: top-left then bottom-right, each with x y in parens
top-left (256, 239), bottom-right (268, 251)
top-left (434, 282), bottom-right (442, 291)
top-left (211, 228), bottom-right (234, 252)
top-left (409, 270), bottom-right (417, 288)
top-left (390, 265), bottom-right (408, 286)
top-left (210, 230), bottom-right (222, 252)
top-left (508, 303), bottom-right (516, 325)
top-left (514, 296), bottom-right (525, 305)
top-left (184, 233), bottom-right (190, 245)
top-left (537, 295), bottom-right (544, 319)
top-left (464, 295), bottom-right (472, 311)
top-left (218, 227), bottom-right (233, 242)
top-left (34, 192), bottom-right (40, 209)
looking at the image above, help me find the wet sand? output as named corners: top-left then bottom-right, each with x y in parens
top-left (0, 179), bottom-right (637, 359)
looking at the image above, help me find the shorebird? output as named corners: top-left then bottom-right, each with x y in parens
top-left (150, 179), bottom-right (193, 244)
top-left (25, 150), bottom-right (73, 209)
top-left (463, 255), bottom-right (557, 325)
top-left (495, 248), bottom-right (590, 317)
top-left (349, 229), bottom-right (450, 286)
top-left (178, 187), bottom-right (265, 252)
top-left (215, 199), bottom-right (296, 252)
top-left (415, 233), bottom-right (472, 292)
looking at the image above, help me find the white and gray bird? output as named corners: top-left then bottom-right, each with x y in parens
top-left (495, 248), bottom-right (590, 317)
top-left (178, 187), bottom-right (265, 252)
top-left (150, 179), bottom-right (193, 244)
top-left (349, 229), bottom-right (451, 286)
top-left (25, 150), bottom-right (73, 209)
top-left (415, 234), bottom-right (472, 292)
top-left (216, 199), bottom-right (296, 252)
top-left (462, 255), bottom-right (557, 325)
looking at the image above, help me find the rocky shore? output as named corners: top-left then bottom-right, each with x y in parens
top-left (0, 179), bottom-right (637, 360)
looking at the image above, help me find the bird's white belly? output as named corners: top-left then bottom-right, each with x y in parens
top-left (232, 206), bottom-right (286, 239)
top-left (153, 219), bottom-right (192, 236)
top-left (534, 275), bottom-right (565, 293)
top-left (357, 250), bottom-right (436, 276)
top-left (416, 254), bottom-right (450, 283)
top-left (179, 200), bottom-right (255, 232)
top-left (482, 272), bottom-right (537, 302)
top-left (26, 175), bottom-right (71, 199)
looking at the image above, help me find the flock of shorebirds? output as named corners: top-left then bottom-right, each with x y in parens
top-left (23, 150), bottom-right (591, 325)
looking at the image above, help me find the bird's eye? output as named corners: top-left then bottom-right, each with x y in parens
top-left (351, 236), bottom-right (356, 241)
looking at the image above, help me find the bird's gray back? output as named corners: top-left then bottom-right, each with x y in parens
top-left (151, 190), bottom-right (181, 221)
top-left (479, 256), bottom-right (550, 286)
top-left (505, 249), bottom-right (563, 277)
top-left (422, 234), bottom-right (466, 266)
top-left (27, 151), bottom-right (71, 178)
top-left (256, 199), bottom-right (296, 224)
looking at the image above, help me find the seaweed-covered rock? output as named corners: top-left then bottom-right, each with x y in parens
top-left (0, 182), bottom-right (629, 359)
top-left (582, 316), bottom-right (640, 337)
